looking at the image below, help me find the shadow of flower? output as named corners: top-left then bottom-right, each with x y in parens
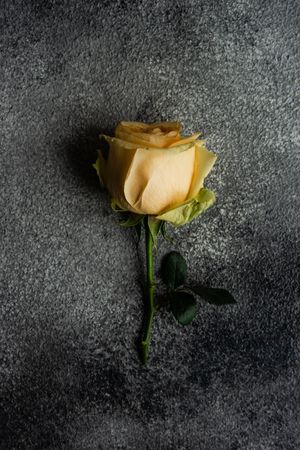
top-left (65, 124), bottom-right (113, 192)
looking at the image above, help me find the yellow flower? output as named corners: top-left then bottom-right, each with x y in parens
top-left (94, 121), bottom-right (217, 226)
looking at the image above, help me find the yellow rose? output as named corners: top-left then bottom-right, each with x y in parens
top-left (94, 121), bottom-right (217, 226)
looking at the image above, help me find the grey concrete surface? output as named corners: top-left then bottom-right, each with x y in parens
top-left (1, 0), bottom-right (300, 449)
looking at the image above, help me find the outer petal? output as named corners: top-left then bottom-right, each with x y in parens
top-left (124, 143), bottom-right (196, 215)
top-left (100, 135), bottom-right (138, 211)
top-left (187, 140), bottom-right (217, 199)
top-left (156, 188), bottom-right (216, 226)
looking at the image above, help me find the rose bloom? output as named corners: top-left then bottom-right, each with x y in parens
top-left (95, 121), bottom-right (217, 226)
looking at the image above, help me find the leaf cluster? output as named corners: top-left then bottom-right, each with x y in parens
top-left (161, 252), bottom-right (236, 325)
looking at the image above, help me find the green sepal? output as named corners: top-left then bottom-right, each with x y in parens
top-left (111, 198), bottom-right (127, 213)
top-left (120, 213), bottom-right (145, 228)
top-left (156, 188), bottom-right (216, 227)
top-left (161, 251), bottom-right (187, 289)
top-left (188, 286), bottom-right (236, 305)
top-left (93, 155), bottom-right (103, 185)
top-left (170, 291), bottom-right (197, 325)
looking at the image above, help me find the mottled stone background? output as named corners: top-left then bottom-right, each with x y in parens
top-left (1, 0), bottom-right (299, 449)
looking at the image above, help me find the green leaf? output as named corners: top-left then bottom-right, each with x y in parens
top-left (170, 291), bottom-right (196, 325)
top-left (156, 188), bottom-right (216, 227)
top-left (161, 251), bottom-right (187, 289)
top-left (147, 216), bottom-right (162, 245)
top-left (189, 286), bottom-right (236, 305)
top-left (120, 213), bottom-right (145, 228)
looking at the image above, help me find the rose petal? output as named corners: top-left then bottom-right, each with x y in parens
top-left (117, 121), bottom-right (182, 133)
top-left (187, 141), bottom-right (217, 199)
top-left (100, 135), bottom-right (138, 211)
top-left (116, 121), bottom-right (182, 148)
top-left (115, 130), bottom-right (180, 148)
top-left (124, 143), bottom-right (196, 215)
top-left (168, 133), bottom-right (201, 148)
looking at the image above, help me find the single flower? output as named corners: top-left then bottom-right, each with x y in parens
top-left (93, 121), bottom-right (222, 364)
top-left (94, 121), bottom-right (217, 226)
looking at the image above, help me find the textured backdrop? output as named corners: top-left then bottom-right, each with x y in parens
top-left (1, 0), bottom-right (300, 449)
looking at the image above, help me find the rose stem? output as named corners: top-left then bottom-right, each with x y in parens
top-left (140, 219), bottom-right (156, 364)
